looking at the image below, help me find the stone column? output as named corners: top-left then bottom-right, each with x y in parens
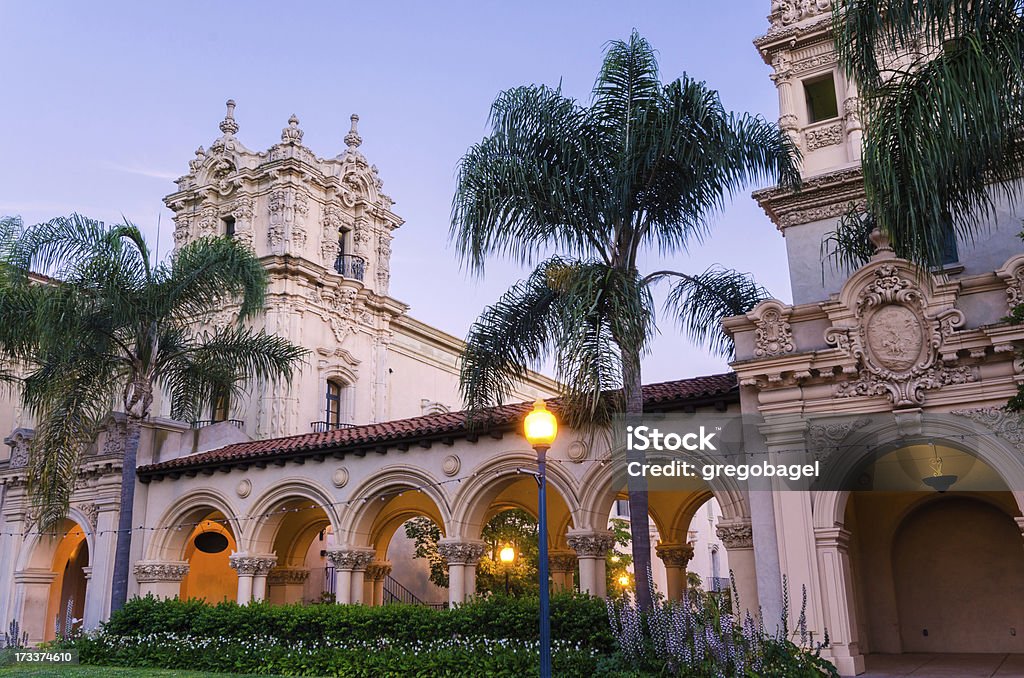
top-left (133, 560), bottom-right (190, 599)
top-left (717, 519), bottom-right (758, 616)
top-left (567, 529), bottom-right (615, 597)
top-left (267, 567), bottom-right (310, 605)
top-left (770, 53), bottom-right (800, 149)
top-left (842, 82), bottom-right (862, 161)
top-left (364, 561), bottom-right (392, 606)
top-left (549, 550), bottom-right (577, 592)
top-left (84, 498), bottom-right (119, 629)
top-left (437, 539), bottom-right (486, 606)
top-left (326, 548), bottom-right (375, 604)
top-left (814, 527), bottom-right (864, 677)
top-left (229, 553), bottom-right (277, 604)
top-left (13, 568), bottom-right (55, 645)
top-left (655, 543), bottom-right (694, 601)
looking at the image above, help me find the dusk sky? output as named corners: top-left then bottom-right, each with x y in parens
top-left (0, 1), bottom-right (790, 383)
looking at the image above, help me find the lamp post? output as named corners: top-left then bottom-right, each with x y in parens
top-left (499, 545), bottom-right (516, 596)
top-left (524, 399), bottom-right (557, 678)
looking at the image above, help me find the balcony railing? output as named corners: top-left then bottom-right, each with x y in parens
top-left (333, 254), bottom-right (366, 281)
top-left (190, 419), bottom-right (245, 430)
top-left (310, 421), bottom-right (356, 433)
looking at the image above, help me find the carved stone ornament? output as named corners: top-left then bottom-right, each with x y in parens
top-left (566, 531), bottom-right (616, 558)
top-left (806, 417), bottom-right (871, 464)
top-left (566, 440), bottom-right (590, 463)
top-left (267, 567), bottom-right (310, 586)
top-left (228, 553), bottom-right (278, 576)
top-left (442, 455), bottom-right (461, 477)
top-left (325, 548), bottom-right (375, 571)
top-left (995, 254), bottom-right (1024, 314)
top-left (332, 467), bottom-right (350, 488)
top-left (769, 0), bottom-right (832, 30)
top-left (749, 300), bottom-right (795, 358)
top-left (951, 408), bottom-right (1024, 454)
top-left (716, 522), bottom-right (754, 550)
top-left (805, 123), bottom-right (843, 151)
top-left (548, 550), bottom-right (578, 573)
top-left (826, 262), bottom-right (972, 407)
top-left (655, 543), bottom-right (695, 568)
top-left (77, 502), bottom-right (99, 531)
top-left (236, 479), bottom-right (252, 498)
top-left (134, 560), bottom-right (190, 583)
top-left (436, 540), bottom-right (487, 566)
top-left (4, 428), bottom-right (33, 468)
top-left (365, 562), bottom-right (393, 581)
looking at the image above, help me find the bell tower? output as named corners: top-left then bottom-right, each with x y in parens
top-left (163, 101), bottom-right (407, 438)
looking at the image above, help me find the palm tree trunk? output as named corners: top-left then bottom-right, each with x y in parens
top-left (110, 417), bottom-right (142, 613)
top-left (622, 349), bottom-right (654, 612)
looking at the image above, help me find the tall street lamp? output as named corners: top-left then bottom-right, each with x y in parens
top-left (499, 545), bottom-right (516, 596)
top-left (524, 399), bottom-right (557, 678)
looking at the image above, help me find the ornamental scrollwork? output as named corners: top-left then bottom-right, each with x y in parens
top-left (437, 541), bottom-right (487, 566)
top-left (826, 263), bottom-right (972, 407)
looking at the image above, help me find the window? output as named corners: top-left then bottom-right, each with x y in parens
top-left (326, 380), bottom-right (343, 426)
top-left (222, 216), bottom-right (236, 239)
top-left (211, 388), bottom-right (230, 422)
top-left (804, 74), bottom-right (839, 123)
top-left (940, 222), bottom-right (959, 266)
top-left (615, 499), bottom-right (630, 518)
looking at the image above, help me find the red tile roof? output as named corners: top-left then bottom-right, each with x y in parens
top-left (138, 372), bottom-right (737, 480)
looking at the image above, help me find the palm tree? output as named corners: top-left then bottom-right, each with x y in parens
top-left (0, 214), bottom-right (307, 612)
top-left (833, 0), bottom-right (1024, 266)
top-left (451, 32), bottom-right (801, 611)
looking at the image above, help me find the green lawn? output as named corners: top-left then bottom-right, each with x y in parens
top-left (0, 667), bottom-right (289, 677)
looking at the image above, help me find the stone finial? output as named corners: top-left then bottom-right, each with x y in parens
top-left (869, 227), bottom-right (895, 259)
top-left (345, 113), bottom-right (362, 149)
top-left (219, 99), bottom-right (239, 135)
top-left (281, 114), bottom-right (304, 144)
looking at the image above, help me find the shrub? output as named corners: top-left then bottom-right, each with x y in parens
top-left (70, 593), bottom-right (617, 677)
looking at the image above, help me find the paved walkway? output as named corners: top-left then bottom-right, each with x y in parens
top-left (863, 654), bottom-right (1024, 677)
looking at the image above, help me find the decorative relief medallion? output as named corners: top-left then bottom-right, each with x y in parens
top-left (332, 467), bottom-right (350, 488)
top-left (566, 440), bottom-right (590, 463)
top-left (441, 455), bottom-right (461, 477)
top-left (4, 428), bottom-right (32, 469)
top-left (826, 263), bottom-right (972, 407)
top-left (769, 0), bottom-right (832, 30)
top-left (236, 478), bottom-right (252, 498)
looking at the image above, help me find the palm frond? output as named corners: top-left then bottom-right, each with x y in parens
top-left (158, 325), bottom-right (308, 422)
top-left (154, 236), bottom-right (269, 322)
top-left (451, 85), bottom-right (610, 272)
top-left (820, 206), bottom-right (877, 278)
top-left (663, 266), bottom-right (772, 358)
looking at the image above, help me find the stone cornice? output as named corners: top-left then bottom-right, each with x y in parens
top-left (754, 13), bottom-right (833, 61)
top-left (752, 166), bottom-right (865, 231)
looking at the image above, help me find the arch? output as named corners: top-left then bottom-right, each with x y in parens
top-left (449, 450), bottom-right (582, 543)
top-left (339, 465), bottom-right (452, 551)
top-left (17, 507), bottom-right (96, 572)
top-left (812, 416), bottom-right (1024, 530)
top-left (243, 478), bottom-right (342, 554)
top-left (578, 451), bottom-right (749, 535)
top-left (145, 488), bottom-right (242, 561)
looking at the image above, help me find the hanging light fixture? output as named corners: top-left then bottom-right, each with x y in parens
top-left (922, 442), bottom-right (958, 493)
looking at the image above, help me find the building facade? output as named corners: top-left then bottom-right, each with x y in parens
top-left (3, 5), bottom-right (1024, 675)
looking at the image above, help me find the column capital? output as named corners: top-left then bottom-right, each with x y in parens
top-left (566, 529), bottom-right (615, 558)
top-left (436, 539), bottom-right (486, 565)
top-left (228, 552), bottom-right (278, 576)
top-left (133, 560), bottom-right (190, 583)
top-left (549, 550), bottom-right (577, 573)
top-left (325, 547), bottom-right (375, 571)
top-left (655, 543), bottom-right (695, 568)
top-left (267, 567), bottom-right (310, 586)
top-left (716, 519), bottom-right (754, 550)
top-left (365, 561), bottom-right (392, 582)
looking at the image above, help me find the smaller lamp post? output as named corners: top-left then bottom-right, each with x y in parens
top-left (499, 545), bottom-right (516, 596)
top-left (524, 400), bottom-right (557, 678)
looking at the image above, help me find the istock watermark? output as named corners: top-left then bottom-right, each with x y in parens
top-left (609, 412), bottom-right (1024, 492)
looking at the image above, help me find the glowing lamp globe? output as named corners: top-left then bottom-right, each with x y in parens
top-left (499, 546), bottom-right (516, 563)
top-left (617, 575), bottom-right (630, 588)
top-left (524, 400), bottom-right (558, 448)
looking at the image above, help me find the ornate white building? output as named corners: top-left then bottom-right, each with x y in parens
top-left (3, 5), bottom-right (1024, 675)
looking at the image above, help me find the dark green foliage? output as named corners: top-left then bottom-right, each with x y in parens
top-left (833, 0), bottom-right (1024, 268)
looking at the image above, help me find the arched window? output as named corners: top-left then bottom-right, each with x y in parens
top-left (211, 387), bottom-right (230, 422)
top-left (318, 379), bottom-right (352, 431)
